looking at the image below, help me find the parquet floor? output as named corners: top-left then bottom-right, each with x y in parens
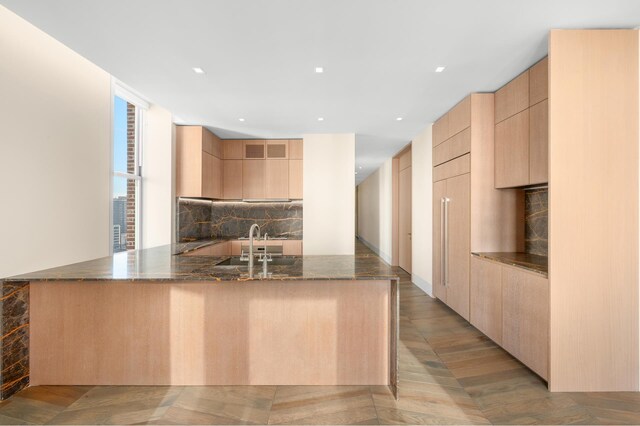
top-left (0, 241), bottom-right (639, 425)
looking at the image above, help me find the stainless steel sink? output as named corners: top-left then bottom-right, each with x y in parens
top-left (214, 257), bottom-right (298, 266)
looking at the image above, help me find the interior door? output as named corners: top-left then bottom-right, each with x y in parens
top-left (445, 173), bottom-right (471, 320)
top-left (433, 179), bottom-right (447, 302)
top-left (399, 167), bottom-right (412, 273)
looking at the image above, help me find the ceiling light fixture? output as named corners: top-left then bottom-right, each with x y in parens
top-left (238, 118), bottom-right (245, 122)
top-left (396, 117), bottom-right (403, 121)
top-left (359, 166), bottom-right (362, 170)
top-left (192, 67), bottom-right (205, 74)
top-left (315, 67), bottom-right (324, 73)
top-left (435, 66), bottom-right (446, 73)
top-left (317, 117), bottom-right (324, 121)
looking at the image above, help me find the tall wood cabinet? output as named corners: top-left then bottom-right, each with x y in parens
top-left (176, 126), bottom-right (224, 199)
top-left (433, 94), bottom-right (522, 320)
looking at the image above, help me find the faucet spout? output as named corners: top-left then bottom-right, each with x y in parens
top-left (248, 224), bottom-right (261, 270)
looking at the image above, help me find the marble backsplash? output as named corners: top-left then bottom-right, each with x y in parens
top-left (177, 198), bottom-right (303, 242)
top-left (525, 188), bottom-right (548, 256)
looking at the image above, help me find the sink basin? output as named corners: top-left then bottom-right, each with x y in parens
top-left (214, 257), bottom-right (298, 266)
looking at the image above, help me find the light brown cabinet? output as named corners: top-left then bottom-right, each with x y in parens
top-left (432, 114), bottom-right (449, 147)
top-left (265, 159), bottom-right (289, 199)
top-left (183, 242), bottom-right (231, 257)
top-left (242, 159), bottom-right (265, 199)
top-left (223, 160), bottom-right (243, 200)
top-left (289, 139), bottom-right (303, 160)
top-left (494, 58), bottom-right (548, 188)
top-left (244, 140), bottom-right (266, 159)
top-left (230, 240), bottom-right (303, 256)
top-left (289, 160), bottom-right (303, 199)
top-left (176, 126), bottom-right (223, 199)
top-left (266, 140), bottom-right (288, 159)
top-left (502, 265), bottom-right (549, 380)
top-left (470, 256), bottom-right (503, 344)
top-left (223, 140), bottom-right (244, 160)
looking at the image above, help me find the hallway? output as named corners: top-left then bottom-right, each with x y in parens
top-left (0, 241), bottom-right (638, 424)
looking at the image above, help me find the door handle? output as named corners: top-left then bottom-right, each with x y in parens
top-left (440, 197), bottom-right (445, 287)
top-left (444, 197), bottom-right (450, 287)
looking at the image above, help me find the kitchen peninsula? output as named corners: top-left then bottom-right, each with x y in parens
top-left (0, 242), bottom-right (399, 400)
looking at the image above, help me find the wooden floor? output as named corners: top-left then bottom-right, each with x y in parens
top-left (1, 242), bottom-right (639, 425)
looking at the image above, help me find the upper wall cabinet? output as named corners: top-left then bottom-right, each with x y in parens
top-left (244, 140), bottom-right (266, 159)
top-left (266, 140), bottom-right (289, 159)
top-left (432, 97), bottom-right (470, 150)
top-left (495, 57), bottom-right (548, 188)
top-left (176, 126), bottom-right (223, 199)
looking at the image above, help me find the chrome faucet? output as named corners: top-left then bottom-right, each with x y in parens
top-left (248, 223), bottom-right (261, 270)
top-left (260, 233), bottom-right (272, 277)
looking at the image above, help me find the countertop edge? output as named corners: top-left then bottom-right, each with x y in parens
top-left (471, 252), bottom-right (548, 277)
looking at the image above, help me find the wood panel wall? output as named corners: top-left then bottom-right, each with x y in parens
top-left (549, 29), bottom-right (639, 391)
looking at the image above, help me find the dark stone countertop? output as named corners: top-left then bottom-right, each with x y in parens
top-left (3, 243), bottom-right (399, 283)
top-left (472, 252), bottom-right (548, 277)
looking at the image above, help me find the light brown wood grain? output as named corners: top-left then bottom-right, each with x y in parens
top-left (433, 114), bottom-right (449, 147)
top-left (288, 160), bottom-right (303, 199)
top-left (265, 159), bottom-right (289, 199)
top-left (266, 140), bottom-right (289, 159)
top-left (398, 167), bottom-right (412, 274)
top-left (447, 96), bottom-right (471, 137)
top-left (30, 280), bottom-right (392, 386)
top-left (433, 153), bottom-right (470, 182)
top-left (243, 140), bottom-right (266, 159)
top-left (212, 155), bottom-right (223, 199)
top-left (202, 152), bottom-right (215, 199)
top-left (223, 159), bottom-right (243, 200)
top-left (495, 70), bottom-right (529, 124)
top-left (470, 256), bottom-right (503, 344)
top-left (203, 127), bottom-right (223, 159)
top-left (432, 179), bottom-right (446, 302)
top-left (223, 140), bottom-right (244, 160)
top-left (288, 139), bottom-right (303, 160)
top-left (242, 159), bottom-right (265, 199)
top-left (529, 99), bottom-right (548, 185)
top-left (282, 240), bottom-right (303, 255)
top-left (529, 57), bottom-right (549, 106)
top-left (175, 126), bottom-right (204, 198)
top-left (398, 148), bottom-right (412, 171)
top-left (502, 265), bottom-right (548, 380)
top-left (391, 158), bottom-right (399, 266)
top-left (433, 127), bottom-right (470, 167)
top-left (548, 29), bottom-right (639, 391)
top-left (495, 109), bottom-right (529, 188)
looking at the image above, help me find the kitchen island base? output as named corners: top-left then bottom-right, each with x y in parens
top-left (30, 280), bottom-right (398, 397)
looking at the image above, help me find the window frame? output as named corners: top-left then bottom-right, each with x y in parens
top-left (110, 79), bottom-right (149, 254)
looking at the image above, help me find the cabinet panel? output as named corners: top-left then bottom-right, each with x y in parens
top-left (212, 156), bottom-right (223, 199)
top-left (529, 57), bottom-right (548, 106)
top-left (289, 139), bottom-right (303, 160)
top-left (267, 140), bottom-right (289, 159)
top-left (529, 99), bottom-right (548, 185)
top-left (433, 180), bottom-right (447, 302)
top-left (445, 173), bottom-right (471, 320)
top-left (433, 114), bottom-right (449, 147)
top-left (495, 71), bottom-right (529, 123)
top-left (470, 257), bottom-right (503, 344)
top-left (289, 160), bottom-right (303, 199)
top-left (495, 110), bottom-right (530, 188)
top-left (223, 160), bottom-right (243, 200)
top-left (265, 159), bottom-right (289, 199)
top-left (244, 141), bottom-right (266, 159)
top-left (203, 128), bottom-right (223, 159)
top-left (448, 96), bottom-right (471, 137)
top-left (210, 242), bottom-right (230, 256)
top-left (202, 152), bottom-right (215, 199)
top-left (223, 140), bottom-right (244, 160)
top-left (502, 267), bottom-right (549, 380)
top-left (242, 160), bottom-right (265, 199)
top-left (399, 167), bottom-right (412, 274)
top-left (399, 149), bottom-right (412, 170)
top-left (231, 241), bottom-right (242, 256)
top-left (433, 127), bottom-right (471, 167)
top-left (176, 126), bottom-right (204, 197)
top-left (433, 153), bottom-right (470, 182)
top-left (283, 240), bottom-right (303, 256)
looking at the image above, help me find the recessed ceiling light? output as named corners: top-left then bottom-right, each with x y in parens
top-left (355, 171), bottom-right (358, 175)
top-left (315, 67), bottom-right (324, 73)
top-left (435, 66), bottom-right (446, 73)
top-left (359, 166), bottom-right (362, 169)
top-left (317, 117), bottom-right (324, 121)
top-left (192, 67), bottom-right (205, 74)
top-left (238, 118), bottom-right (245, 122)
top-left (396, 117), bottom-right (403, 121)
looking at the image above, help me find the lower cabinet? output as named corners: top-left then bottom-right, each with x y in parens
top-left (183, 242), bottom-right (231, 257)
top-left (470, 256), bottom-right (549, 380)
top-left (230, 240), bottom-right (303, 256)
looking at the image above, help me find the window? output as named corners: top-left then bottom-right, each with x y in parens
top-left (112, 85), bottom-right (147, 253)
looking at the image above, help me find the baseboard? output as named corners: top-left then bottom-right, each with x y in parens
top-left (411, 273), bottom-right (433, 297)
top-left (356, 236), bottom-right (392, 265)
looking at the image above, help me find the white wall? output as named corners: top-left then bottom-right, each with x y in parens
top-left (411, 125), bottom-right (434, 295)
top-left (0, 6), bottom-right (112, 277)
top-left (356, 159), bottom-right (393, 263)
top-left (303, 133), bottom-right (355, 255)
top-left (142, 106), bottom-right (175, 248)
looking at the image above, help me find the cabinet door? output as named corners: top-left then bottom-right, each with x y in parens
top-left (495, 70), bottom-right (529, 123)
top-left (242, 160), bottom-right (265, 199)
top-left (448, 96), bottom-right (471, 137)
top-left (210, 242), bottom-right (230, 256)
top-left (529, 99), bottom-right (548, 185)
top-left (495, 110), bottom-right (529, 188)
top-left (529, 57), bottom-right (548, 106)
top-left (202, 152), bottom-right (215, 199)
top-left (433, 180), bottom-right (447, 302)
top-left (223, 160), bottom-right (243, 199)
top-left (265, 159), bottom-right (289, 199)
top-left (223, 140), bottom-right (244, 160)
top-left (282, 240), bottom-right (302, 256)
top-left (289, 139), bottom-right (303, 160)
top-left (502, 267), bottom-right (549, 379)
top-left (266, 140), bottom-right (289, 159)
top-left (433, 114), bottom-right (449, 147)
top-left (212, 156), bottom-right (223, 199)
top-left (398, 167), bottom-right (412, 273)
top-left (289, 160), bottom-right (303, 199)
top-left (445, 173), bottom-right (471, 320)
top-left (470, 256), bottom-right (503, 344)
top-left (244, 141), bottom-right (266, 159)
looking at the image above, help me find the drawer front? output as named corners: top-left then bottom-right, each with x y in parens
top-left (433, 127), bottom-right (471, 167)
top-left (433, 153), bottom-right (470, 182)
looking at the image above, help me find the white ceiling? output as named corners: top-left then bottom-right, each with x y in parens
top-left (2, 1), bottom-right (640, 184)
